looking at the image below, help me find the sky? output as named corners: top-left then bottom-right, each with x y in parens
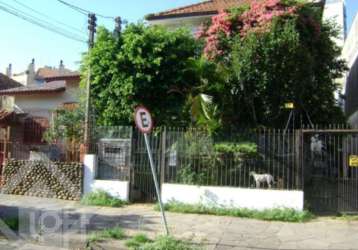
top-left (0, 0), bottom-right (358, 74)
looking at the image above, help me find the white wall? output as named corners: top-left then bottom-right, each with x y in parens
top-left (162, 184), bottom-right (304, 211)
top-left (323, 0), bottom-right (346, 48)
top-left (91, 180), bottom-right (129, 201)
top-left (14, 83), bottom-right (80, 119)
top-left (83, 154), bottom-right (130, 201)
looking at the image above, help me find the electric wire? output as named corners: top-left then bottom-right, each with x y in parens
top-left (57, 0), bottom-right (115, 19)
top-left (0, 1), bottom-right (87, 43)
top-left (13, 0), bottom-right (85, 35)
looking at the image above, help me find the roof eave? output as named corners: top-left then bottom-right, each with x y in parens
top-left (0, 88), bottom-right (66, 96)
top-left (146, 11), bottom-right (217, 21)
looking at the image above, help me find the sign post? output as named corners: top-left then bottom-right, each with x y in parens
top-left (134, 106), bottom-right (169, 235)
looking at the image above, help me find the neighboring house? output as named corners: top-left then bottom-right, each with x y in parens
top-left (0, 60), bottom-right (81, 144)
top-left (1, 59), bottom-right (81, 120)
top-left (0, 73), bottom-right (23, 129)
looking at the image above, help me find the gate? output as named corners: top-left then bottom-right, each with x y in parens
top-left (303, 129), bottom-right (358, 214)
top-left (130, 128), bottom-right (165, 202)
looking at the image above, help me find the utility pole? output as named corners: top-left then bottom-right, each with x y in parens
top-left (84, 13), bottom-right (97, 152)
top-left (114, 16), bottom-right (122, 35)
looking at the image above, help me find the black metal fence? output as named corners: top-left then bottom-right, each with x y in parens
top-left (160, 128), bottom-right (302, 190)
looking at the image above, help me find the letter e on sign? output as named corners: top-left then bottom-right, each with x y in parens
top-left (134, 106), bottom-right (153, 134)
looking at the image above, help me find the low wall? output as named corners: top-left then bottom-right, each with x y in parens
top-left (161, 183), bottom-right (304, 211)
top-left (2, 160), bottom-right (83, 200)
top-left (83, 155), bottom-right (129, 201)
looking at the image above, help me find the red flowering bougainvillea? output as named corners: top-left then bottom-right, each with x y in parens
top-left (198, 0), bottom-right (299, 59)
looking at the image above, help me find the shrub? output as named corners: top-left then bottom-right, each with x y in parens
top-left (157, 202), bottom-right (314, 222)
top-left (81, 190), bottom-right (127, 207)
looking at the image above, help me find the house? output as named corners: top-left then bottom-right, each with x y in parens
top-left (146, 0), bottom-right (340, 38)
top-left (146, 0), bottom-right (249, 33)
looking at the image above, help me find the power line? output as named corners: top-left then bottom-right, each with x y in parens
top-left (1, 0), bottom-right (86, 39)
top-left (57, 0), bottom-right (115, 19)
top-left (0, 1), bottom-right (87, 43)
top-left (12, 0), bottom-right (85, 35)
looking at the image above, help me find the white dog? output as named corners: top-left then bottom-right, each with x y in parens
top-left (250, 171), bottom-right (275, 188)
top-left (310, 134), bottom-right (324, 155)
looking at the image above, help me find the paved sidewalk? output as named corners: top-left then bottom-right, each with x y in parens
top-left (0, 194), bottom-right (357, 250)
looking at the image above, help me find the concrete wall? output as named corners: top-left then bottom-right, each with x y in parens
top-left (161, 183), bottom-right (304, 211)
top-left (83, 155), bottom-right (129, 201)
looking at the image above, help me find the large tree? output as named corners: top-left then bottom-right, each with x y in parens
top-left (197, 0), bottom-right (347, 128)
top-left (82, 24), bottom-right (200, 126)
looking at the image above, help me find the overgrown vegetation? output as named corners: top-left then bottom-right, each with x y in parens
top-left (82, 0), bottom-right (346, 132)
top-left (82, 24), bottom-right (199, 127)
top-left (81, 190), bottom-right (127, 207)
top-left (157, 202), bottom-right (314, 222)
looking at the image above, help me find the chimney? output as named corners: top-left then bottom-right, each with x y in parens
top-left (59, 60), bottom-right (65, 75)
top-left (26, 58), bottom-right (35, 86)
top-left (6, 64), bottom-right (12, 78)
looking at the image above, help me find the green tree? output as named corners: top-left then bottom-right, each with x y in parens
top-left (198, 0), bottom-right (347, 128)
top-left (43, 104), bottom-right (84, 143)
top-left (82, 24), bottom-right (200, 126)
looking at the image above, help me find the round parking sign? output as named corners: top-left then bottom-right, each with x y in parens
top-left (134, 106), bottom-right (153, 134)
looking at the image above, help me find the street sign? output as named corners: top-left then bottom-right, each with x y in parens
top-left (284, 102), bottom-right (295, 109)
top-left (349, 155), bottom-right (358, 167)
top-left (134, 106), bottom-right (169, 235)
top-left (134, 106), bottom-right (153, 134)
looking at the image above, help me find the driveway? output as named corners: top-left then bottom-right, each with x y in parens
top-left (0, 194), bottom-right (357, 250)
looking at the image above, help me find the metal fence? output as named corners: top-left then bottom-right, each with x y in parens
top-left (160, 128), bottom-right (302, 190)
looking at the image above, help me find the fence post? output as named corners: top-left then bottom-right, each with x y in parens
top-left (160, 127), bottom-right (167, 186)
top-left (295, 129), bottom-right (303, 190)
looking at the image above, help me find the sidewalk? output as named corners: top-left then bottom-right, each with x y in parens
top-left (0, 194), bottom-right (357, 250)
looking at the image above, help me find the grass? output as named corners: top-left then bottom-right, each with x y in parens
top-left (87, 226), bottom-right (125, 243)
top-left (332, 213), bottom-right (358, 221)
top-left (81, 190), bottom-right (128, 208)
top-left (126, 235), bottom-right (200, 250)
top-left (87, 229), bottom-right (200, 250)
top-left (1, 217), bottom-right (19, 231)
top-left (125, 233), bottom-right (152, 249)
top-left (156, 201), bottom-right (315, 222)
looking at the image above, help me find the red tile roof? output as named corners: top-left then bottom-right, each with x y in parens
top-left (0, 73), bottom-right (22, 90)
top-left (146, 0), bottom-right (252, 20)
top-left (0, 81), bottom-right (66, 95)
top-left (36, 67), bottom-right (80, 81)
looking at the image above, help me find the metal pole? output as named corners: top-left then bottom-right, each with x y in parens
top-left (143, 133), bottom-right (169, 235)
